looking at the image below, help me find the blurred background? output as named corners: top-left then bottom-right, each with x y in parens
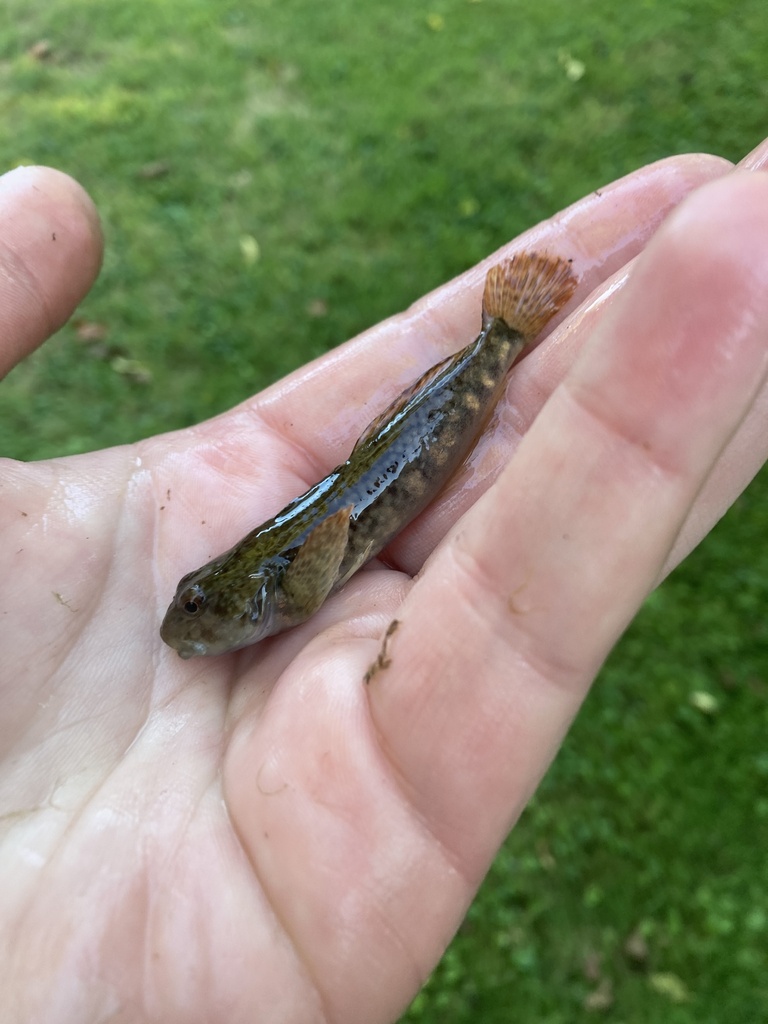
top-left (2, 0), bottom-right (767, 1019)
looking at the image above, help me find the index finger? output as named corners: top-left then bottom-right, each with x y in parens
top-left (180, 155), bottom-right (731, 565)
top-left (241, 154), bottom-right (730, 459)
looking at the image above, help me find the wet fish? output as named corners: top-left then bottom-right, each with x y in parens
top-left (161, 251), bottom-right (577, 658)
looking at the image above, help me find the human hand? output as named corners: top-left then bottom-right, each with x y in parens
top-left (2, 145), bottom-right (768, 1022)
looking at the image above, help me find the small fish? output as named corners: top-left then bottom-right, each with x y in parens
top-left (161, 251), bottom-right (577, 658)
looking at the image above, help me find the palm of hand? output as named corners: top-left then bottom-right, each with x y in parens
top-left (2, 156), bottom-right (768, 1023)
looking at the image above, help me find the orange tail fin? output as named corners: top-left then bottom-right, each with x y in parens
top-left (482, 251), bottom-right (577, 338)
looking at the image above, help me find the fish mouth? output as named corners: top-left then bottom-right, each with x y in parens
top-left (160, 607), bottom-right (210, 659)
top-left (175, 639), bottom-right (209, 659)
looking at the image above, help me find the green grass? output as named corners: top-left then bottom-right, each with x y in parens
top-left (2, 0), bottom-right (768, 1019)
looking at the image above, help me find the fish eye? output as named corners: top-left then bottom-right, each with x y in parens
top-left (178, 584), bottom-right (206, 616)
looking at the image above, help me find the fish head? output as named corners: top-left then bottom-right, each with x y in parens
top-left (160, 563), bottom-right (276, 659)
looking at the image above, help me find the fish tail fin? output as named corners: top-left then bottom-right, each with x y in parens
top-left (482, 251), bottom-right (577, 339)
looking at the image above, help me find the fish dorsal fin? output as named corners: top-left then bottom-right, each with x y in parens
top-left (282, 504), bottom-right (353, 616)
top-left (482, 251), bottom-right (577, 338)
top-left (351, 352), bottom-right (457, 455)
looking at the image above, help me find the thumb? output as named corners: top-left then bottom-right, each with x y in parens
top-left (0, 165), bottom-right (103, 380)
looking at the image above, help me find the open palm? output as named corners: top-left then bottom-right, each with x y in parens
top-left (3, 150), bottom-right (768, 1023)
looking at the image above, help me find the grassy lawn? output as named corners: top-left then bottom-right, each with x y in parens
top-left (2, 0), bottom-right (767, 1019)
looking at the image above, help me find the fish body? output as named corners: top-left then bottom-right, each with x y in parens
top-left (161, 252), bottom-right (576, 658)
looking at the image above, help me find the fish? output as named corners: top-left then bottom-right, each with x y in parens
top-left (160, 251), bottom-right (577, 658)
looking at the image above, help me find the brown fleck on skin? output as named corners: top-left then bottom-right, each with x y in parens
top-left (364, 619), bottom-right (400, 684)
top-left (160, 252), bottom-right (577, 658)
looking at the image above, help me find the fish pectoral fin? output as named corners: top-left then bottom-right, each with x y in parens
top-left (335, 540), bottom-right (374, 589)
top-left (282, 504), bottom-right (353, 616)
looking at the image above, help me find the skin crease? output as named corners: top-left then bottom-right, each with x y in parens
top-left (0, 142), bottom-right (767, 1021)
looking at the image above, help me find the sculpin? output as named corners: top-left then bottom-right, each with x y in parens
top-left (161, 251), bottom-right (577, 658)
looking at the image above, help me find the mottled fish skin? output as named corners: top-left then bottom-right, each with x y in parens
top-left (160, 252), bottom-right (577, 658)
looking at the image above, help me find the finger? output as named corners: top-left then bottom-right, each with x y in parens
top-left (168, 155), bottom-right (731, 580)
top-left (658, 134), bottom-right (768, 569)
top-left (398, 143), bottom-right (768, 576)
top-left (201, 155), bottom-right (730, 483)
top-left (0, 165), bottom-right (103, 380)
top-left (369, 171), bottom-right (768, 878)
top-left (738, 134), bottom-right (768, 171)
